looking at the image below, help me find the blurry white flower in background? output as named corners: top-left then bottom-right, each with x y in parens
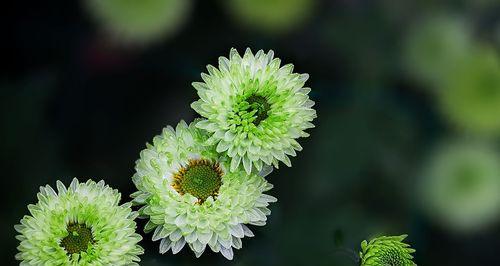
top-left (418, 141), bottom-right (500, 233)
top-left (85, 0), bottom-right (192, 44)
top-left (404, 13), bottom-right (500, 137)
top-left (403, 14), bottom-right (472, 87)
top-left (224, 0), bottom-right (314, 34)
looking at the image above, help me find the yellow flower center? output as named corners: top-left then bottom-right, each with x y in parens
top-left (60, 223), bottom-right (94, 255)
top-left (172, 159), bottom-right (223, 203)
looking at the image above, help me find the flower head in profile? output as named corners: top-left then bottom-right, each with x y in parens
top-left (132, 120), bottom-right (277, 260)
top-left (359, 235), bottom-right (416, 266)
top-left (191, 48), bottom-right (316, 174)
top-left (15, 178), bottom-right (144, 265)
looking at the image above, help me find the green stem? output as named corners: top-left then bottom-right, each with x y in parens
top-left (332, 247), bottom-right (360, 265)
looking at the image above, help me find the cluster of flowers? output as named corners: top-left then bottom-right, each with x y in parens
top-left (15, 48), bottom-right (317, 265)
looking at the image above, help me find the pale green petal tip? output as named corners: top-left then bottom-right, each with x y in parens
top-left (132, 120), bottom-right (276, 260)
top-left (359, 234), bottom-right (416, 266)
top-left (191, 48), bottom-right (316, 174)
top-left (15, 178), bottom-right (143, 265)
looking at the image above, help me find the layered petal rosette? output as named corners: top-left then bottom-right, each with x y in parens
top-left (15, 178), bottom-right (144, 266)
top-left (191, 48), bottom-right (316, 174)
top-left (359, 235), bottom-right (416, 266)
top-left (131, 120), bottom-right (276, 260)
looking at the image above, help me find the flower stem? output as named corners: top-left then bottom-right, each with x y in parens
top-left (332, 247), bottom-right (360, 264)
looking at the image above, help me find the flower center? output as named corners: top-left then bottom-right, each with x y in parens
top-left (380, 247), bottom-right (405, 266)
top-left (61, 223), bottom-right (94, 255)
top-left (172, 159), bottom-right (223, 203)
top-left (246, 95), bottom-right (270, 125)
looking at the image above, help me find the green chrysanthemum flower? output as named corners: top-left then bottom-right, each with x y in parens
top-left (15, 178), bottom-right (144, 266)
top-left (86, 0), bottom-right (192, 43)
top-left (359, 235), bottom-right (416, 266)
top-left (132, 120), bottom-right (277, 260)
top-left (191, 48), bottom-right (317, 174)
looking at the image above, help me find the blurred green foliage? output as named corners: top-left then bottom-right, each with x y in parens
top-left (3, 0), bottom-right (500, 265)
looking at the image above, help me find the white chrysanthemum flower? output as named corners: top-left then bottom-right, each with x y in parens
top-left (191, 48), bottom-right (317, 174)
top-left (15, 178), bottom-right (144, 265)
top-left (132, 120), bottom-right (277, 260)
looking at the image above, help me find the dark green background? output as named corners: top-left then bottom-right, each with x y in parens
top-left (2, 0), bottom-right (500, 265)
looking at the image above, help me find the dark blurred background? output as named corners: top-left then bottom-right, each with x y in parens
top-left (2, 0), bottom-right (500, 265)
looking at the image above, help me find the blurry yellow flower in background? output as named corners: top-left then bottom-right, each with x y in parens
top-left (86, 0), bottom-right (192, 44)
top-left (224, 0), bottom-right (314, 34)
top-left (418, 141), bottom-right (500, 233)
